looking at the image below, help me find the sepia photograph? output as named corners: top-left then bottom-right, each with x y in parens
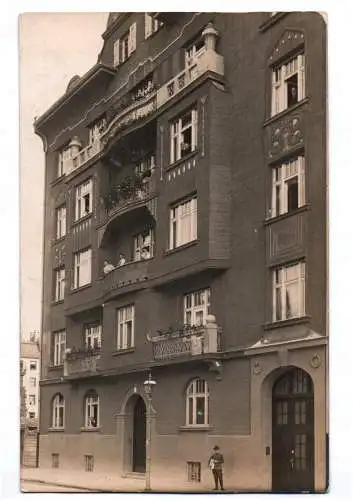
top-left (18, 10), bottom-right (328, 494)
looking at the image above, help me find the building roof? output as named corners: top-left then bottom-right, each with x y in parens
top-left (106, 13), bottom-right (120, 28)
top-left (21, 341), bottom-right (40, 359)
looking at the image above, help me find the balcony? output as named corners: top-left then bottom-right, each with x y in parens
top-left (157, 45), bottom-right (224, 110)
top-left (65, 137), bottom-right (103, 176)
top-left (103, 258), bottom-right (152, 298)
top-left (63, 347), bottom-right (101, 378)
top-left (102, 91), bottom-right (157, 148)
top-left (148, 316), bottom-right (222, 361)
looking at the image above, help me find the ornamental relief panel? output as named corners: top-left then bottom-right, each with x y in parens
top-left (269, 29), bottom-right (305, 66)
top-left (268, 113), bottom-right (304, 160)
top-left (267, 211), bottom-right (306, 264)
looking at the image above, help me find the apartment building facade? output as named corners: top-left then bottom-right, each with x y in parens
top-left (35, 12), bottom-right (327, 492)
top-left (21, 335), bottom-right (41, 423)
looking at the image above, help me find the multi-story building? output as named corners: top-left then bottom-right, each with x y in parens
top-left (34, 12), bottom-right (327, 492)
top-left (21, 333), bottom-right (41, 423)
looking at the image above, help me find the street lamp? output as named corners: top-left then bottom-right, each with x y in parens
top-left (144, 373), bottom-right (157, 491)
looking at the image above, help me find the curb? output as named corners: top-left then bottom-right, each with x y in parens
top-left (22, 478), bottom-right (113, 492)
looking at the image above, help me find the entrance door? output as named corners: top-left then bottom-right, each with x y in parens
top-left (132, 396), bottom-right (146, 473)
top-left (272, 368), bottom-right (314, 492)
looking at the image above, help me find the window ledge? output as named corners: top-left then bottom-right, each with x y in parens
top-left (264, 204), bottom-right (309, 226)
top-left (52, 299), bottom-right (65, 306)
top-left (263, 315), bottom-right (310, 331)
top-left (48, 364), bottom-right (63, 371)
top-left (80, 427), bottom-right (102, 433)
top-left (112, 347), bottom-right (135, 357)
top-left (70, 283), bottom-right (92, 295)
top-left (263, 97), bottom-right (310, 127)
top-left (164, 239), bottom-right (198, 257)
top-left (179, 425), bottom-right (213, 432)
top-left (166, 150), bottom-right (198, 172)
top-left (51, 174), bottom-right (66, 187)
top-left (48, 427), bottom-right (65, 433)
top-left (72, 213), bottom-right (93, 227)
top-left (52, 236), bottom-right (66, 245)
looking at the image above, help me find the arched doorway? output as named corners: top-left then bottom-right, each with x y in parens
top-left (272, 367), bottom-right (314, 492)
top-left (132, 396), bottom-right (146, 473)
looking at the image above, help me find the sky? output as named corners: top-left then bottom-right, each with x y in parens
top-left (19, 13), bottom-right (108, 338)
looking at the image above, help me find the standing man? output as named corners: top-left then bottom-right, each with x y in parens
top-left (209, 445), bottom-right (225, 491)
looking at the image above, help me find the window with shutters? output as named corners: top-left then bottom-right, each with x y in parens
top-left (54, 267), bottom-right (65, 302)
top-left (271, 53), bottom-right (305, 116)
top-left (56, 205), bottom-right (66, 239)
top-left (113, 22), bottom-right (137, 67)
top-left (170, 107), bottom-right (198, 164)
top-left (273, 262), bottom-right (305, 322)
top-left (73, 248), bottom-right (92, 289)
top-left (145, 13), bottom-right (163, 39)
top-left (116, 305), bottom-right (135, 350)
top-left (169, 196), bottom-right (197, 249)
top-left (271, 156), bottom-right (305, 217)
top-left (75, 178), bottom-right (93, 220)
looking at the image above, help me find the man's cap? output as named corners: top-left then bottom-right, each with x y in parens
top-left (213, 445), bottom-right (220, 450)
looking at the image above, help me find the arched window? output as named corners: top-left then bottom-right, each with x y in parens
top-left (52, 393), bottom-right (65, 429)
top-left (186, 378), bottom-right (209, 426)
top-left (84, 391), bottom-right (99, 428)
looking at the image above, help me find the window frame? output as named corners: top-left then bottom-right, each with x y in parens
top-left (116, 305), bottom-right (135, 350)
top-left (169, 196), bottom-right (197, 250)
top-left (52, 393), bottom-right (65, 429)
top-left (84, 392), bottom-right (99, 428)
top-left (184, 288), bottom-right (211, 326)
top-left (84, 323), bottom-right (102, 349)
top-left (29, 394), bottom-right (36, 406)
top-left (271, 53), bottom-right (305, 117)
top-left (133, 228), bottom-right (155, 261)
top-left (75, 178), bottom-right (93, 221)
top-left (114, 22), bottom-right (137, 67)
top-left (56, 205), bottom-right (67, 239)
top-left (271, 156), bottom-right (305, 218)
top-left (29, 360), bottom-right (37, 371)
top-left (73, 248), bottom-right (92, 289)
top-left (145, 13), bottom-right (163, 39)
top-left (54, 267), bottom-right (66, 302)
top-left (170, 108), bottom-right (198, 164)
top-left (52, 330), bottom-right (66, 366)
top-left (186, 378), bottom-right (209, 426)
top-left (272, 261), bottom-right (306, 322)
top-left (57, 145), bottom-right (71, 178)
top-left (88, 117), bottom-right (106, 145)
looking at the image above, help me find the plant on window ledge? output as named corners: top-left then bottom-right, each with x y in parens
top-left (65, 345), bottom-right (101, 360)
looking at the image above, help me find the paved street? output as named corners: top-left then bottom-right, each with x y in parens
top-left (21, 480), bottom-right (89, 493)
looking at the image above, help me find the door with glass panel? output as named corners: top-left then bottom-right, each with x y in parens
top-left (272, 368), bottom-right (314, 492)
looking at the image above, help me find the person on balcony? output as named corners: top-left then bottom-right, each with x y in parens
top-left (103, 261), bottom-right (115, 274)
top-left (118, 254), bottom-right (127, 267)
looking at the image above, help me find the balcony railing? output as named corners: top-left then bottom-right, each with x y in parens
top-left (103, 258), bottom-right (151, 295)
top-left (66, 138), bottom-right (102, 175)
top-left (63, 348), bottom-right (101, 377)
top-left (156, 48), bottom-right (224, 109)
top-left (148, 316), bottom-right (222, 361)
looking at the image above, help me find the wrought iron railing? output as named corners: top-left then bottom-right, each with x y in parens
top-left (103, 258), bottom-right (151, 294)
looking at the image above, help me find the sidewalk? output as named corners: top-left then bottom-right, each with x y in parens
top-left (21, 467), bottom-right (214, 493)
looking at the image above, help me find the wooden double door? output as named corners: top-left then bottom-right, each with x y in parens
top-left (272, 368), bottom-right (315, 492)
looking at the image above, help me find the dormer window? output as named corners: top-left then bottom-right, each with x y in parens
top-left (145, 13), bottom-right (163, 39)
top-left (113, 23), bottom-right (137, 67)
top-left (89, 117), bottom-right (106, 145)
top-left (271, 54), bottom-right (305, 116)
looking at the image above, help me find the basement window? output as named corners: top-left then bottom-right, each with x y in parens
top-left (52, 453), bottom-right (59, 469)
top-left (84, 454), bottom-right (94, 472)
top-left (187, 461), bottom-right (201, 482)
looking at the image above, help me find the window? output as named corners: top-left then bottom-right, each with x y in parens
top-left (84, 393), bottom-right (99, 428)
top-left (84, 323), bottom-right (102, 349)
top-left (113, 22), bottom-right (137, 67)
top-left (73, 248), bottom-right (92, 289)
top-left (54, 267), bottom-right (65, 302)
top-left (187, 462), bottom-right (201, 482)
top-left (75, 179), bottom-right (93, 220)
top-left (57, 145), bottom-right (71, 177)
top-left (52, 330), bottom-right (66, 366)
top-left (273, 262), bottom-right (305, 322)
top-left (170, 108), bottom-right (198, 163)
top-left (271, 156), bottom-right (305, 217)
top-left (185, 37), bottom-right (205, 67)
top-left (89, 117), bottom-right (106, 144)
top-left (186, 378), bottom-right (209, 426)
top-left (184, 288), bottom-right (210, 326)
top-left (29, 395), bottom-right (36, 406)
top-left (135, 154), bottom-right (155, 176)
top-left (30, 377), bottom-right (36, 387)
top-left (133, 229), bottom-right (154, 261)
top-left (29, 411), bottom-right (35, 419)
top-left (170, 196), bottom-right (197, 249)
top-left (116, 305), bottom-right (135, 350)
top-left (56, 206), bottom-right (66, 239)
top-left (145, 13), bottom-right (163, 39)
top-left (271, 54), bottom-right (305, 116)
top-left (52, 394), bottom-right (65, 428)
top-left (52, 453), bottom-right (60, 469)
top-left (84, 455), bottom-right (94, 472)
top-left (29, 361), bottom-right (37, 370)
